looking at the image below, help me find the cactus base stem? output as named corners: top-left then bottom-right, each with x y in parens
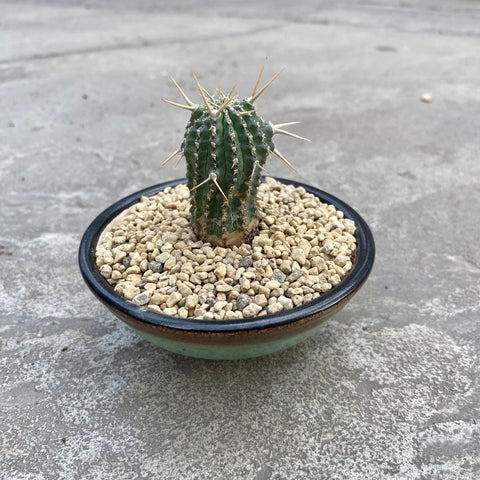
top-left (197, 218), bottom-right (259, 247)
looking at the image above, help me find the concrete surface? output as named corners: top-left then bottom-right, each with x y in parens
top-left (1, 1), bottom-right (479, 479)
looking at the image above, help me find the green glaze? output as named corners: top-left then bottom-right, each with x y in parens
top-left (133, 322), bottom-right (328, 360)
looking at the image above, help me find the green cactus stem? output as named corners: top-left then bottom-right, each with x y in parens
top-left (162, 62), bottom-right (310, 247)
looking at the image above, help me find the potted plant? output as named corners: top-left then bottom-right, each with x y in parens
top-left (79, 62), bottom-right (375, 360)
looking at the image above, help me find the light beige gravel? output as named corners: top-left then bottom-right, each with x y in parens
top-left (96, 177), bottom-right (357, 320)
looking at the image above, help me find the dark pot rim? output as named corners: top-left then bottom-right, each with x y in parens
top-left (78, 177), bottom-right (375, 333)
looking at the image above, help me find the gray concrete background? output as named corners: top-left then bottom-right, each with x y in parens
top-left (1, 1), bottom-right (479, 479)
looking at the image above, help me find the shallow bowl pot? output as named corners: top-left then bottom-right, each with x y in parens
top-left (78, 177), bottom-right (375, 360)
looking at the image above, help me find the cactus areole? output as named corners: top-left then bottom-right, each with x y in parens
top-left (163, 64), bottom-right (309, 247)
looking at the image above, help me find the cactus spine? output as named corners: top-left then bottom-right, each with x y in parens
top-left (163, 63), bottom-right (309, 247)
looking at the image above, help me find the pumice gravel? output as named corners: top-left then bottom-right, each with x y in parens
top-left (96, 177), bottom-right (357, 321)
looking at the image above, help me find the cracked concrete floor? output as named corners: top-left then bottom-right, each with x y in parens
top-left (1, 1), bottom-right (479, 479)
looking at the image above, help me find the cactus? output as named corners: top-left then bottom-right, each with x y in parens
top-left (163, 61), bottom-right (309, 247)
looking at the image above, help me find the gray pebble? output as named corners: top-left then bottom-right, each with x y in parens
top-left (235, 293), bottom-right (251, 310)
top-left (178, 297), bottom-right (187, 308)
top-left (271, 271), bottom-right (286, 284)
top-left (122, 256), bottom-right (131, 268)
top-left (205, 297), bottom-right (216, 308)
top-left (132, 291), bottom-right (151, 306)
top-left (224, 256), bottom-right (236, 265)
top-left (239, 256), bottom-right (253, 268)
top-left (149, 261), bottom-right (164, 273)
top-left (287, 269), bottom-right (303, 282)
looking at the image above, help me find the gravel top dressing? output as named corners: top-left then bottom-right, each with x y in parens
top-left (95, 177), bottom-right (357, 320)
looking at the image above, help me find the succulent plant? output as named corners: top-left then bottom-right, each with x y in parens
top-left (163, 61), bottom-right (309, 247)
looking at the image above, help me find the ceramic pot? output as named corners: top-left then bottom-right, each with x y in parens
top-left (78, 177), bottom-right (375, 359)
